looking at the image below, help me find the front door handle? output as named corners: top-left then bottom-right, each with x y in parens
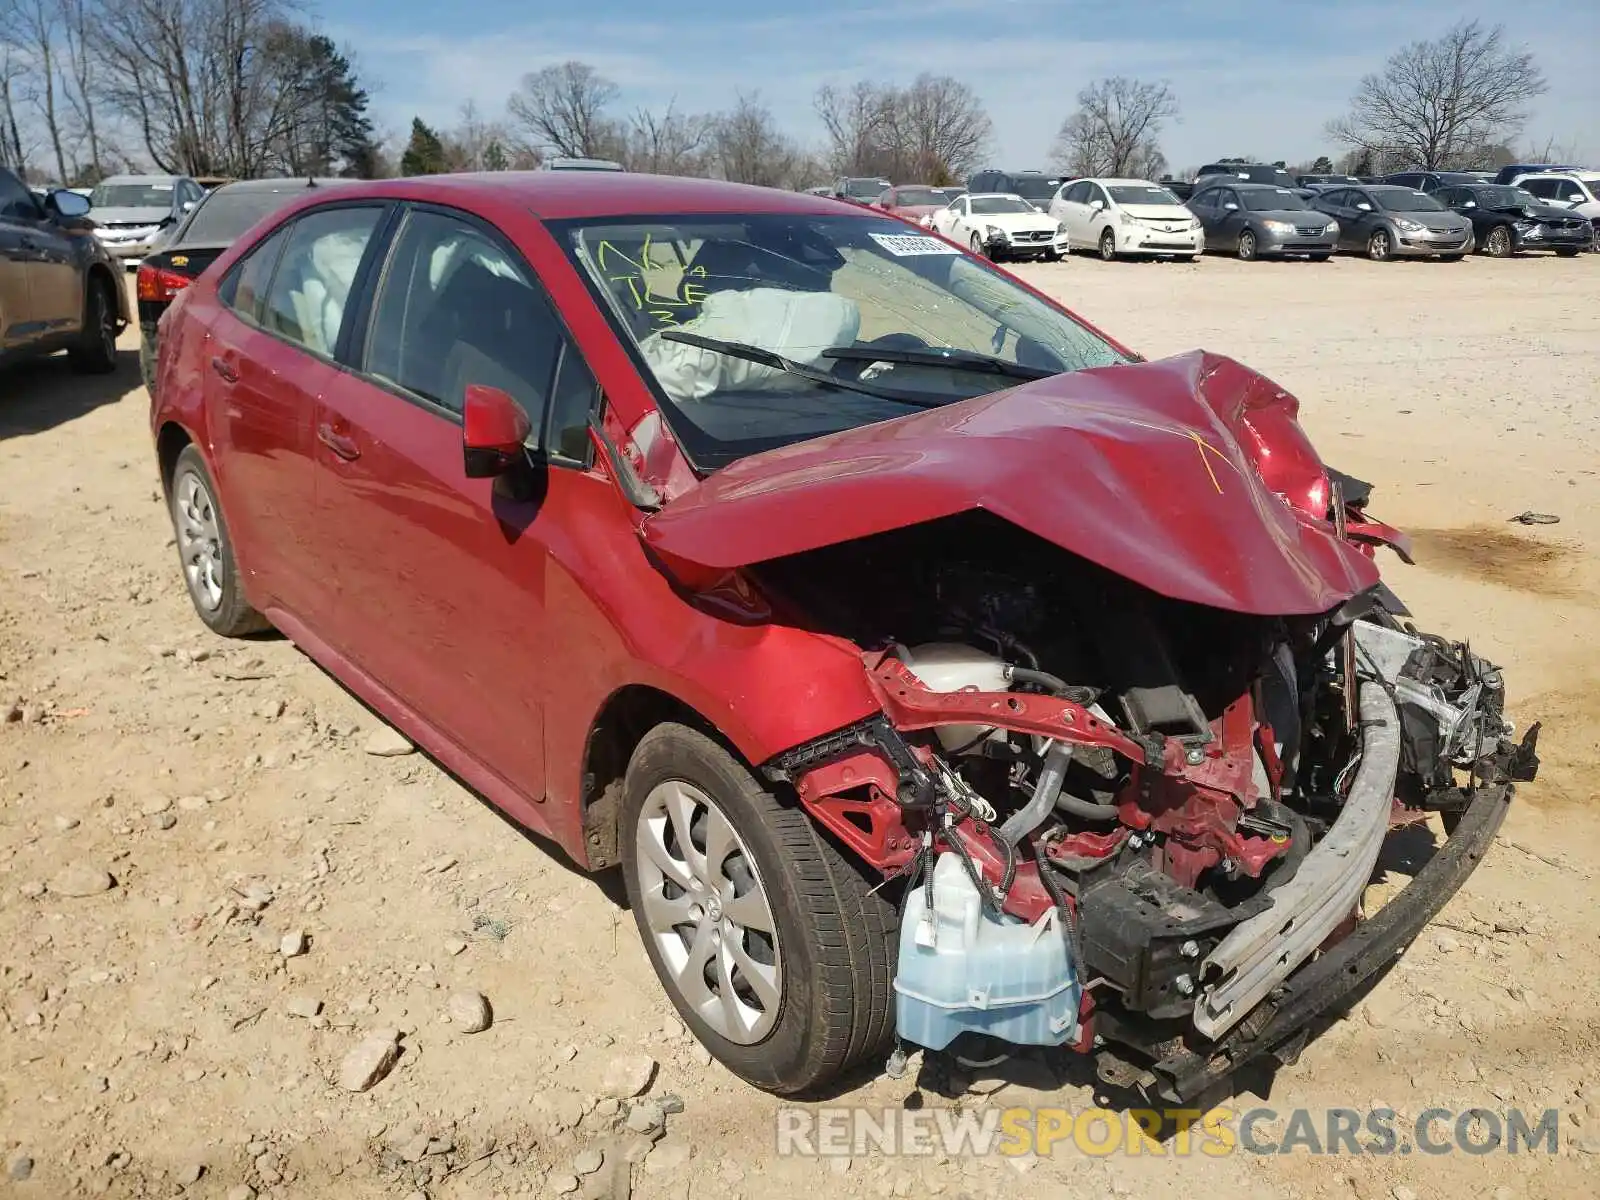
top-left (317, 422), bottom-right (360, 461)
top-left (210, 356), bottom-right (238, 383)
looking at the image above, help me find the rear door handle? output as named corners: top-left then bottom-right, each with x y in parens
top-left (317, 422), bottom-right (360, 461)
top-left (210, 356), bottom-right (238, 383)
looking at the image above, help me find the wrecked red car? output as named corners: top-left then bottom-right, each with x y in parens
top-left (150, 173), bottom-right (1539, 1098)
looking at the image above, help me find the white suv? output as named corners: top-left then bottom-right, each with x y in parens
top-left (1511, 172), bottom-right (1600, 250)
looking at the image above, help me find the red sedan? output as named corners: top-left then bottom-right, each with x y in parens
top-left (873, 183), bottom-right (966, 226)
top-left (151, 172), bottom-right (1534, 1098)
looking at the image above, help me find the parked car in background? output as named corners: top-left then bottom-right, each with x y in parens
top-left (1492, 163), bottom-right (1579, 185)
top-left (1308, 185), bottom-right (1473, 261)
top-left (1187, 182), bottom-right (1339, 261)
top-left (540, 158), bottom-right (624, 172)
top-left (1158, 177), bottom-right (1194, 201)
top-left (1, 166), bottom-right (126, 373)
top-left (136, 177), bottom-right (354, 393)
top-left (88, 174), bottom-right (205, 265)
top-left (1508, 172), bottom-right (1600, 249)
top-left (147, 169), bottom-right (1535, 1104)
top-left (965, 169), bottom-right (1064, 212)
top-left (833, 177), bottom-right (892, 205)
top-left (874, 185), bottom-right (965, 225)
top-left (1048, 178), bottom-right (1201, 261)
top-left (1296, 174), bottom-right (1362, 188)
top-left (1379, 170), bottom-right (1486, 194)
top-left (929, 192), bottom-right (1068, 260)
top-left (1434, 183), bottom-right (1591, 257)
top-left (1194, 163), bottom-right (1296, 190)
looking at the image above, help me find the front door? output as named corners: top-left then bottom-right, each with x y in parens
top-left (310, 204), bottom-right (602, 815)
top-left (0, 174), bottom-right (35, 351)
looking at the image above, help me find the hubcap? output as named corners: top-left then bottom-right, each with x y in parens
top-left (635, 780), bottom-right (782, 1044)
top-left (1371, 232), bottom-right (1388, 259)
top-left (173, 468), bottom-right (225, 612)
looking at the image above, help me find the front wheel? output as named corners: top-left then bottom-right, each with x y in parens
top-left (1098, 229), bottom-right (1117, 261)
top-left (1555, 247), bottom-right (1581, 258)
top-left (1367, 229), bottom-right (1393, 261)
top-left (1237, 230), bottom-right (1258, 261)
top-left (968, 232), bottom-right (989, 260)
top-left (1309, 253), bottom-right (1331, 263)
top-left (620, 724), bottom-right (897, 1096)
top-left (68, 277), bottom-right (118, 374)
top-left (1483, 225), bottom-right (1513, 258)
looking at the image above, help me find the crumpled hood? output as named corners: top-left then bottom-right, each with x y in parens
top-left (641, 350), bottom-right (1381, 616)
top-left (91, 206), bottom-right (171, 227)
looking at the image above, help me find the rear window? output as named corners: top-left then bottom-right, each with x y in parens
top-left (179, 188), bottom-right (314, 245)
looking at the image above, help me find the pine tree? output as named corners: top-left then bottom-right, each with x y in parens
top-left (400, 118), bottom-right (448, 176)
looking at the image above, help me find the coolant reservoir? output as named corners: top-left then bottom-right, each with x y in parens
top-left (895, 643), bottom-right (1009, 752)
top-left (893, 853), bottom-right (1082, 1052)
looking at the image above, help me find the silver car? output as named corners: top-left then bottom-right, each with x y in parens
top-left (1186, 183), bottom-right (1340, 260)
top-left (86, 174), bottom-right (206, 265)
top-left (1310, 185), bottom-right (1474, 261)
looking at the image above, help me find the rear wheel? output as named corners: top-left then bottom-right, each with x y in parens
top-left (1098, 229), bottom-right (1117, 261)
top-left (168, 445), bottom-right (270, 637)
top-left (1483, 226), bottom-right (1513, 258)
top-left (620, 723), bottom-right (897, 1096)
top-left (1237, 230), bottom-right (1258, 261)
top-left (68, 276), bottom-right (118, 374)
top-left (1367, 229), bottom-right (1393, 261)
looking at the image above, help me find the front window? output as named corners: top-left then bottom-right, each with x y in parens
top-left (1242, 189), bottom-right (1308, 211)
top-left (1375, 190), bottom-right (1444, 213)
top-left (1108, 185), bottom-right (1181, 206)
top-left (553, 212), bottom-right (1130, 471)
top-left (91, 181), bottom-right (176, 208)
top-left (969, 196), bottom-right (1036, 215)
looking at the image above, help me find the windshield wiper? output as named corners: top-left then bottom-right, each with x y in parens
top-left (656, 330), bottom-right (945, 407)
top-left (819, 345), bottom-right (1058, 381)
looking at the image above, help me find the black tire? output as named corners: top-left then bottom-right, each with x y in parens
top-left (68, 275), bottom-right (118, 374)
top-left (619, 723), bottom-right (897, 1096)
top-left (968, 232), bottom-right (988, 260)
top-left (1309, 253), bottom-right (1331, 263)
top-left (1483, 225), bottom-right (1513, 258)
top-left (168, 444), bottom-right (270, 637)
top-left (1441, 254), bottom-right (1465, 262)
top-left (1042, 249), bottom-right (1061, 262)
top-left (1555, 247), bottom-right (1581, 258)
top-left (1367, 229), bottom-right (1393, 262)
top-left (1098, 229), bottom-right (1117, 261)
top-left (1237, 230), bottom-right (1257, 261)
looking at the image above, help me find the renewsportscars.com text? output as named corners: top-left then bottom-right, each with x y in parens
top-left (775, 1106), bottom-right (1562, 1158)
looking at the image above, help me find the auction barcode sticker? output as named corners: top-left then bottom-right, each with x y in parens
top-left (869, 232), bottom-right (960, 257)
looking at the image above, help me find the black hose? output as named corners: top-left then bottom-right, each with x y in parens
top-left (1056, 791), bottom-right (1120, 822)
top-left (1007, 666), bottom-right (1070, 695)
top-left (945, 825), bottom-right (1001, 920)
top-left (1034, 849), bottom-right (1079, 966)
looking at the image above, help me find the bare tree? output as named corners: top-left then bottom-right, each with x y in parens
top-left (712, 92), bottom-right (804, 189)
top-left (815, 74), bottom-right (990, 183)
top-left (506, 61), bottom-right (621, 159)
top-left (1326, 21), bottom-right (1546, 171)
top-left (1051, 77), bottom-right (1176, 179)
top-left (623, 99), bottom-right (712, 176)
top-left (7, 0), bottom-right (70, 180)
top-left (55, 0), bottom-right (101, 179)
top-left (0, 36), bottom-right (27, 172)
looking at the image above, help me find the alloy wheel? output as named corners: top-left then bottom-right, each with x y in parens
top-left (173, 468), bottom-right (225, 612)
top-left (1238, 231), bottom-right (1257, 261)
top-left (634, 780), bottom-right (782, 1045)
top-left (1486, 226), bottom-right (1512, 258)
top-left (1099, 230), bottom-right (1116, 261)
top-left (1368, 230), bottom-right (1391, 261)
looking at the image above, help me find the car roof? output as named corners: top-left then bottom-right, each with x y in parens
top-left (966, 192), bottom-right (1028, 201)
top-left (1230, 181), bottom-right (1299, 190)
top-left (208, 177), bottom-right (353, 193)
top-left (1516, 170), bottom-right (1598, 182)
top-left (267, 171), bottom-right (868, 221)
top-left (100, 173), bottom-right (186, 183)
top-left (1092, 177), bottom-right (1167, 187)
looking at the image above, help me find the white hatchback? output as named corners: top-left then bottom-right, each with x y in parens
top-left (1050, 178), bottom-right (1203, 261)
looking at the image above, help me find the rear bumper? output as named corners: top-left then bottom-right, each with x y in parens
top-left (1147, 779), bottom-right (1512, 1102)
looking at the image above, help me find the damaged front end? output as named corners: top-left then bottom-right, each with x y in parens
top-left (753, 501), bottom-right (1538, 1098)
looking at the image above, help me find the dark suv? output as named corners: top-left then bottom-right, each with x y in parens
top-left (1, 167), bottom-right (127, 374)
top-left (965, 169), bottom-right (1064, 211)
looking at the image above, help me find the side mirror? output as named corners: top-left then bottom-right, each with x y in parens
top-left (1462, 200), bottom-right (1476, 209)
top-left (462, 384), bottom-right (532, 478)
top-left (1356, 203), bottom-right (1373, 212)
top-left (47, 188), bottom-right (91, 219)
top-left (1088, 198), bottom-right (1105, 211)
top-left (182, 199), bottom-right (197, 212)
top-left (1223, 202), bottom-right (1240, 212)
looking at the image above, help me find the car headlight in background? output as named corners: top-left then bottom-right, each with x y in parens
top-left (1262, 219), bottom-right (1295, 235)
top-left (1324, 221), bottom-right (1339, 234)
top-left (985, 225), bottom-right (1005, 240)
top-left (1056, 222), bottom-right (1069, 236)
top-left (1394, 217), bottom-right (1426, 233)
top-left (1190, 217), bottom-right (1204, 231)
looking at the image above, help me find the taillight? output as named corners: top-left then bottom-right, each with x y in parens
top-left (136, 263), bottom-right (192, 303)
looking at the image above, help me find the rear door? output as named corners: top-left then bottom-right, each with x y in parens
top-left (0, 172), bottom-right (36, 351)
top-left (205, 203), bottom-right (387, 621)
top-left (311, 203), bottom-right (606, 818)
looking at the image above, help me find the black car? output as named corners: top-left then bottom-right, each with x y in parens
top-left (1, 167), bottom-right (126, 375)
top-left (1380, 170), bottom-right (1489, 194)
top-left (1194, 163), bottom-right (1296, 190)
top-left (965, 169), bottom-right (1064, 211)
top-left (1434, 183), bottom-right (1591, 258)
top-left (1296, 173), bottom-right (1362, 187)
top-left (136, 177), bottom-right (352, 392)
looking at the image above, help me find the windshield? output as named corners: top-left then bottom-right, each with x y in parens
top-left (892, 187), bottom-right (961, 207)
top-left (178, 187), bottom-right (309, 244)
top-left (1471, 186), bottom-right (1538, 208)
top-left (1242, 189), bottom-right (1308, 211)
top-left (1109, 185), bottom-right (1180, 206)
top-left (1007, 177), bottom-right (1060, 200)
top-left (553, 212), bottom-right (1129, 470)
top-left (91, 181), bottom-right (176, 208)
top-left (970, 196), bottom-right (1037, 215)
top-left (844, 178), bottom-right (889, 199)
top-left (1376, 189), bottom-right (1445, 213)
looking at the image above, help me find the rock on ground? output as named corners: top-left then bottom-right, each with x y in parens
top-left (447, 990), bottom-right (492, 1033)
top-left (47, 863), bottom-right (115, 897)
top-left (339, 1032), bottom-right (401, 1092)
top-left (364, 726), bottom-right (415, 756)
top-left (600, 1055), bottom-right (656, 1099)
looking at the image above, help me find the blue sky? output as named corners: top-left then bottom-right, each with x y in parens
top-left (326, 0), bottom-right (1598, 171)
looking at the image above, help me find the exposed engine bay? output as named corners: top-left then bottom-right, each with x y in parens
top-left (755, 495), bottom-right (1540, 1096)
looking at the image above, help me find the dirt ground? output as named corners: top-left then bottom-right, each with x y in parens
top-left (2, 252), bottom-right (1598, 1200)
